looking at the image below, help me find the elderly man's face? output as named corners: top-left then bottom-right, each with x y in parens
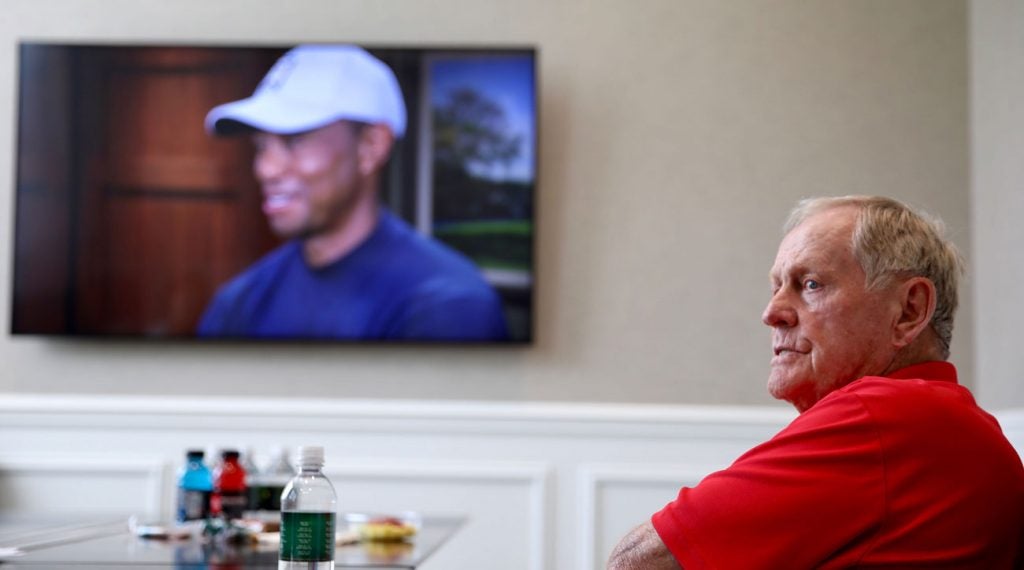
top-left (762, 207), bottom-right (901, 412)
top-left (250, 120), bottom-right (365, 239)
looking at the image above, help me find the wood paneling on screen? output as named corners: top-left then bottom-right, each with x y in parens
top-left (43, 47), bottom-right (280, 335)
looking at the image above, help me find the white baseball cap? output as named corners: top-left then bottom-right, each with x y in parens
top-left (205, 44), bottom-right (407, 138)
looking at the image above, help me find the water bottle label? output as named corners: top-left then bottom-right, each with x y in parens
top-left (279, 512), bottom-right (335, 562)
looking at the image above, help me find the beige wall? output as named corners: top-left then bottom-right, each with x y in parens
top-left (0, 0), bottom-right (974, 406)
top-left (971, 0), bottom-right (1024, 409)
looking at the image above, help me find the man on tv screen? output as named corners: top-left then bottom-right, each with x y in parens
top-left (199, 44), bottom-right (508, 341)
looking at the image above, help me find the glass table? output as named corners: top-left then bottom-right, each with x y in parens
top-left (0, 514), bottom-right (464, 569)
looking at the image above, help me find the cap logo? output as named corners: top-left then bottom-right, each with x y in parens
top-left (259, 54), bottom-right (298, 92)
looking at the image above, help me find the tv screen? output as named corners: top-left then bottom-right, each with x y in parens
top-left (11, 42), bottom-right (536, 343)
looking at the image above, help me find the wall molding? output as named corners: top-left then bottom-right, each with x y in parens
top-left (995, 408), bottom-right (1024, 452)
top-left (0, 394), bottom-right (792, 569)
top-left (330, 459), bottom-right (552, 570)
top-left (0, 455), bottom-right (168, 516)
top-left (0, 393), bottom-right (796, 423)
top-left (0, 393), bottom-right (797, 440)
top-left (577, 463), bottom-right (711, 570)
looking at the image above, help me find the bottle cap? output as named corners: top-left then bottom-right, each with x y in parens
top-left (186, 449), bottom-right (205, 459)
top-left (222, 449), bottom-right (240, 461)
top-left (298, 445), bottom-right (325, 468)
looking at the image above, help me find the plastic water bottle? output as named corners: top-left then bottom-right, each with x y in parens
top-left (176, 449), bottom-right (213, 522)
top-left (279, 446), bottom-right (337, 570)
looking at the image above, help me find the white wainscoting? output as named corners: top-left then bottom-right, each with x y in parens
top-left (997, 409), bottom-right (1024, 454)
top-left (0, 395), bottom-right (1020, 569)
top-left (577, 463), bottom-right (709, 570)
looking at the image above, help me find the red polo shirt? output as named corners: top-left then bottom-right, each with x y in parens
top-left (652, 362), bottom-right (1024, 569)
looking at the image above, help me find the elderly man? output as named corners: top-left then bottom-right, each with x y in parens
top-left (608, 196), bottom-right (1024, 569)
top-left (198, 44), bottom-right (508, 340)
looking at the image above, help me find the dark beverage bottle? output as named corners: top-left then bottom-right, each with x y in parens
top-left (211, 450), bottom-right (247, 520)
top-left (250, 447), bottom-right (295, 512)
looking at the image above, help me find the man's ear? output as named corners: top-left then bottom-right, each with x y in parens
top-left (356, 124), bottom-right (395, 177)
top-left (892, 276), bottom-right (937, 349)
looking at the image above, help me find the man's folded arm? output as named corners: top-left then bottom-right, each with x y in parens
top-left (607, 521), bottom-right (681, 570)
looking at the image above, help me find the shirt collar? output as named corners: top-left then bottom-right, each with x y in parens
top-left (883, 361), bottom-right (958, 384)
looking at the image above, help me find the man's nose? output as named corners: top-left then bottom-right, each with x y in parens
top-left (762, 289), bottom-right (797, 328)
top-left (254, 138), bottom-right (289, 182)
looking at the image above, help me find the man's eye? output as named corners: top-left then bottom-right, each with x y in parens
top-left (804, 279), bottom-right (821, 290)
top-left (283, 133), bottom-right (308, 149)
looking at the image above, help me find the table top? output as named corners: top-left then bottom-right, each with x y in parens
top-left (0, 514), bottom-right (464, 569)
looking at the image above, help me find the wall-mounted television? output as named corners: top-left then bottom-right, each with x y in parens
top-left (11, 42), bottom-right (536, 343)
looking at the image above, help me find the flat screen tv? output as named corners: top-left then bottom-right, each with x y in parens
top-left (11, 42), bottom-right (536, 343)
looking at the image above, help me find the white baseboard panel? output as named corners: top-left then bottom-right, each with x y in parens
top-left (0, 455), bottom-right (168, 516)
top-left (577, 463), bottom-right (712, 570)
top-left (0, 394), bottom-right (789, 569)
top-left (995, 408), bottom-right (1024, 455)
top-left (328, 459), bottom-right (552, 570)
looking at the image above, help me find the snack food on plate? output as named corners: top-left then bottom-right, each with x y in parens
top-left (364, 539), bottom-right (414, 562)
top-left (359, 516), bottom-right (417, 542)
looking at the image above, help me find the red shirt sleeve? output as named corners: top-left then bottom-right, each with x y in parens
top-left (651, 392), bottom-right (885, 569)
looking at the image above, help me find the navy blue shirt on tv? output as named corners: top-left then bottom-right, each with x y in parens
top-left (197, 209), bottom-right (509, 341)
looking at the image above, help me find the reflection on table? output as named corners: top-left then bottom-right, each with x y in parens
top-left (0, 514), bottom-right (464, 569)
